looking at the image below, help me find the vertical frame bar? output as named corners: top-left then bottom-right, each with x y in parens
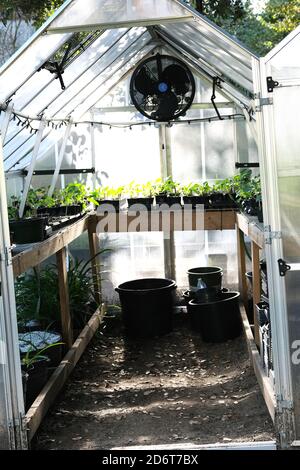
top-left (0, 135), bottom-right (28, 449)
top-left (48, 122), bottom-right (72, 197)
top-left (19, 120), bottom-right (46, 218)
top-left (56, 247), bottom-right (73, 350)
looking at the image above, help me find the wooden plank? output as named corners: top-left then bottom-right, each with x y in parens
top-left (236, 212), bottom-right (249, 236)
top-left (251, 241), bottom-right (261, 346)
top-left (240, 303), bottom-right (276, 422)
top-left (26, 304), bottom-right (106, 441)
top-left (236, 226), bottom-right (249, 311)
top-left (56, 247), bottom-right (73, 350)
top-left (88, 226), bottom-right (101, 305)
top-left (13, 215), bottom-right (89, 277)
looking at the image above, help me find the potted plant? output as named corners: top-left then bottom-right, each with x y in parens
top-left (91, 185), bottom-right (124, 212)
top-left (8, 192), bottom-right (51, 244)
top-left (210, 178), bottom-right (237, 209)
top-left (154, 177), bottom-right (182, 206)
top-left (181, 182), bottom-right (211, 208)
top-left (234, 170), bottom-right (263, 221)
top-left (59, 182), bottom-right (88, 215)
top-left (21, 342), bottom-right (62, 410)
top-left (126, 181), bottom-right (154, 210)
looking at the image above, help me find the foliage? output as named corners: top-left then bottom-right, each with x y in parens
top-left (58, 182), bottom-right (88, 208)
top-left (15, 251), bottom-right (107, 330)
top-left (90, 185), bottom-right (124, 201)
top-left (153, 177), bottom-right (181, 196)
top-left (21, 342), bottom-right (62, 370)
top-left (0, 1), bottom-right (64, 27)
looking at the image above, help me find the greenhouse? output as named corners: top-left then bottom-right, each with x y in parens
top-left (0, 0), bottom-right (299, 451)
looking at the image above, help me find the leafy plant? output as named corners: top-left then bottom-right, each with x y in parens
top-left (154, 177), bottom-right (181, 196)
top-left (15, 250), bottom-right (109, 331)
top-left (21, 343), bottom-right (63, 370)
top-left (181, 182), bottom-right (203, 197)
top-left (59, 182), bottom-right (88, 208)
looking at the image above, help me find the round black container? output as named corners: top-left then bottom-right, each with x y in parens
top-left (115, 278), bottom-right (176, 338)
top-left (187, 266), bottom-right (223, 290)
top-left (187, 291), bottom-right (242, 343)
top-left (22, 356), bottom-right (49, 410)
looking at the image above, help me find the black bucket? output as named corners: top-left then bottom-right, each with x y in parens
top-left (115, 278), bottom-right (176, 338)
top-left (187, 266), bottom-right (223, 290)
top-left (187, 291), bottom-right (242, 343)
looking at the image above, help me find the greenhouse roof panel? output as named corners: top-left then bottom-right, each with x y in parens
top-left (47, 0), bottom-right (193, 33)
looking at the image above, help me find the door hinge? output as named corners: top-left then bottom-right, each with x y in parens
top-left (264, 225), bottom-right (282, 244)
top-left (278, 258), bottom-right (291, 277)
top-left (253, 95), bottom-right (273, 112)
top-left (267, 76), bottom-right (279, 92)
top-left (2, 246), bottom-right (13, 266)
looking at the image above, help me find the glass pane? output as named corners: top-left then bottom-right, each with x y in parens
top-left (46, 29), bottom-right (151, 118)
top-left (18, 28), bottom-right (130, 116)
top-left (269, 32), bottom-right (300, 81)
top-left (158, 23), bottom-right (253, 93)
top-left (48, 0), bottom-right (192, 32)
top-left (0, 33), bottom-right (71, 102)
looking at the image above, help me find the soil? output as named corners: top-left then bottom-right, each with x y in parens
top-left (33, 311), bottom-right (275, 450)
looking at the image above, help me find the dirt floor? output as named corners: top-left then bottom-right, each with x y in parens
top-left (33, 311), bottom-right (275, 450)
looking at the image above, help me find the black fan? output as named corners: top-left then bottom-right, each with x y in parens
top-left (130, 54), bottom-right (196, 122)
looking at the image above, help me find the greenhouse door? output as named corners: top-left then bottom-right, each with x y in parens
top-left (0, 138), bottom-right (28, 449)
top-left (253, 28), bottom-right (300, 448)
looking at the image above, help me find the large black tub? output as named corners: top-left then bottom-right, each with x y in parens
top-left (187, 291), bottom-right (242, 343)
top-left (187, 266), bottom-right (223, 290)
top-left (115, 278), bottom-right (177, 338)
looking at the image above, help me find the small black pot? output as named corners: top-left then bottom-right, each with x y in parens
top-left (127, 197), bottom-right (154, 210)
top-left (96, 199), bottom-right (120, 212)
top-left (155, 194), bottom-right (182, 207)
top-left (37, 206), bottom-right (68, 217)
top-left (22, 356), bottom-right (50, 410)
top-left (9, 217), bottom-right (50, 244)
top-left (187, 266), bottom-right (223, 290)
top-left (209, 193), bottom-right (237, 209)
top-left (182, 195), bottom-right (209, 209)
top-left (67, 204), bottom-right (83, 215)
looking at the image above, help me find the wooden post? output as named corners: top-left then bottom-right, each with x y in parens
top-left (236, 226), bottom-right (248, 311)
top-left (251, 241), bottom-right (261, 347)
top-left (56, 247), bottom-right (73, 350)
top-left (88, 227), bottom-right (101, 305)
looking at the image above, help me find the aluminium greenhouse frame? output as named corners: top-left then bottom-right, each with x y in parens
top-left (0, 0), bottom-right (299, 449)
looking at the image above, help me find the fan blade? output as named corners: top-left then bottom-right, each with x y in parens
top-left (162, 64), bottom-right (190, 94)
top-left (153, 92), bottom-right (178, 121)
top-left (134, 66), bottom-right (156, 96)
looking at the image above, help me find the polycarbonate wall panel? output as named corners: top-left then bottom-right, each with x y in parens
top-left (14, 29), bottom-right (130, 115)
top-left (48, 0), bottom-right (192, 32)
top-left (0, 32), bottom-right (71, 102)
top-left (157, 22), bottom-right (254, 94)
top-left (269, 30), bottom-right (300, 80)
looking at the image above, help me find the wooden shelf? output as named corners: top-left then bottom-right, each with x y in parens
top-left (13, 214), bottom-right (90, 277)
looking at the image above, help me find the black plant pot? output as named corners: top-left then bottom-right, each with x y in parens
top-left (67, 204), bottom-right (83, 215)
top-left (22, 357), bottom-right (49, 410)
top-left (187, 291), bottom-right (242, 343)
top-left (182, 195), bottom-right (210, 209)
top-left (127, 197), bottom-right (154, 210)
top-left (37, 206), bottom-right (68, 217)
top-left (96, 199), bottom-right (120, 212)
top-left (9, 217), bottom-right (51, 244)
top-left (155, 194), bottom-right (182, 207)
top-left (116, 278), bottom-right (177, 338)
top-left (187, 266), bottom-right (223, 290)
top-left (209, 193), bottom-right (237, 209)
